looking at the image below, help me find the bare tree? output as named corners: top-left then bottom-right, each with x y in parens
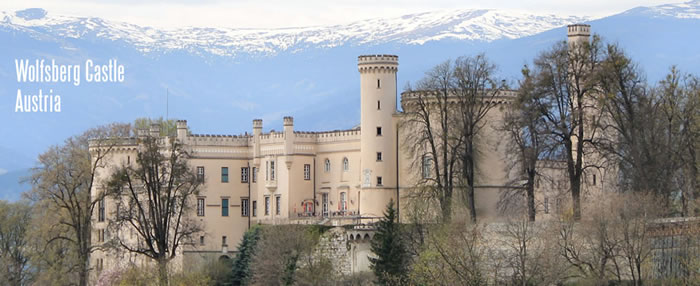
top-left (402, 61), bottom-right (461, 221)
top-left (106, 134), bottom-right (203, 286)
top-left (28, 123), bottom-right (130, 286)
top-left (500, 66), bottom-right (552, 221)
top-left (525, 38), bottom-right (605, 220)
top-left (452, 54), bottom-right (505, 223)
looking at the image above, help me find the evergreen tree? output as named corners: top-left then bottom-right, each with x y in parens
top-left (228, 225), bottom-right (261, 286)
top-left (370, 199), bottom-right (409, 285)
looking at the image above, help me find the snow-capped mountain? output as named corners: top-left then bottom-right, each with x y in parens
top-left (1, 8), bottom-right (589, 57)
top-left (1, 2), bottom-right (700, 201)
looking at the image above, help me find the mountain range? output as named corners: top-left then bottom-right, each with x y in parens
top-left (1, 1), bottom-right (699, 201)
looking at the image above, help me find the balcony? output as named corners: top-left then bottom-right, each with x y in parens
top-left (265, 179), bottom-right (277, 191)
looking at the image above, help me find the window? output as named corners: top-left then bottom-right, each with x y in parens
top-left (377, 176), bottom-right (383, 186)
top-left (376, 152), bottom-right (382, 161)
top-left (96, 258), bottom-right (104, 272)
top-left (264, 196), bottom-right (270, 215)
top-left (197, 198), bottom-right (205, 216)
top-left (343, 158), bottom-right (349, 172)
top-left (304, 164), bottom-right (311, 180)
top-left (127, 156), bottom-right (130, 164)
top-left (275, 196), bottom-right (281, 215)
top-left (222, 236), bottom-right (227, 246)
top-left (340, 192), bottom-right (347, 211)
top-left (221, 167), bottom-right (229, 183)
top-left (422, 155), bottom-right (432, 178)
top-left (270, 161), bottom-right (275, 180)
top-left (241, 198), bottom-right (249, 217)
top-left (252, 167), bottom-right (257, 183)
top-left (544, 197), bottom-right (550, 214)
top-left (592, 174), bottom-right (597, 186)
top-left (241, 167), bottom-right (249, 183)
top-left (266, 161), bottom-right (269, 180)
top-left (377, 100), bottom-right (381, 110)
top-left (324, 159), bottom-right (331, 172)
top-left (199, 236), bottom-right (204, 246)
top-left (252, 201), bottom-right (257, 217)
top-left (221, 198), bottom-right (229, 217)
top-left (197, 166), bottom-right (205, 182)
top-left (376, 127), bottom-right (382, 136)
top-left (98, 197), bottom-right (105, 222)
top-left (377, 79), bottom-right (381, 89)
top-left (97, 229), bottom-right (105, 243)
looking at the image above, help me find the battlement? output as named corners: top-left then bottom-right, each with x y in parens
top-left (400, 89), bottom-right (517, 106)
top-left (567, 24), bottom-right (590, 38)
top-left (358, 54), bottom-right (398, 73)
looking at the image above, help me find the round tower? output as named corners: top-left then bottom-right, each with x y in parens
top-left (358, 54), bottom-right (398, 217)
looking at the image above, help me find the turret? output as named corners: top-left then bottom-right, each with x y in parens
top-left (176, 120), bottom-right (187, 140)
top-left (283, 116), bottom-right (294, 169)
top-left (149, 124), bottom-right (160, 137)
top-left (567, 24), bottom-right (590, 47)
top-left (358, 54), bottom-right (399, 217)
top-left (253, 119), bottom-right (262, 166)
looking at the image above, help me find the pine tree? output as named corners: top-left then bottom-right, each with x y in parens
top-left (369, 199), bottom-right (409, 285)
top-left (228, 225), bottom-right (261, 286)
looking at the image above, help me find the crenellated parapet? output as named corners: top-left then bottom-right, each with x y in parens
top-left (357, 54), bottom-right (398, 74)
top-left (400, 89), bottom-right (518, 110)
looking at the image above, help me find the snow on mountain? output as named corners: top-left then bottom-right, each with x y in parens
top-left (632, 0), bottom-right (700, 19)
top-left (1, 8), bottom-right (589, 57)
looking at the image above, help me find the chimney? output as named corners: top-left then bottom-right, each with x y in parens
top-left (283, 116), bottom-right (295, 169)
top-left (252, 119), bottom-right (262, 166)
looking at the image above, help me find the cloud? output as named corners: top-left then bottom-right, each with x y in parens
top-left (0, 168), bottom-right (7, 175)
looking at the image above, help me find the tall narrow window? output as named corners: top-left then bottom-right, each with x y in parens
top-left (266, 161), bottom-right (269, 180)
top-left (241, 167), bottom-right (249, 183)
top-left (377, 100), bottom-right (381, 110)
top-left (275, 195), bottom-right (281, 215)
top-left (376, 127), bottom-right (382, 136)
top-left (197, 198), bottom-right (205, 216)
top-left (376, 152), bottom-right (382, 161)
top-left (377, 79), bottom-right (381, 89)
top-left (127, 156), bottom-right (130, 165)
top-left (343, 158), bottom-right (349, 172)
top-left (304, 164), bottom-right (311, 180)
top-left (324, 159), bottom-right (331, 172)
top-left (422, 155), bottom-right (432, 178)
top-left (196, 166), bottom-right (205, 182)
top-left (98, 197), bottom-right (105, 222)
top-left (221, 198), bottom-right (229, 217)
top-left (264, 196), bottom-right (270, 215)
top-left (340, 192), bottom-right (347, 211)
top-left (221, 167), bottom-right (229, 183)
top-left (377, 176), bottom-right (383, 186)
top-left (222, 236), bottom-right (227, 246)
top-left (592, 174), bottom-right (597, 186)
top-left (544, 197), bottom-right (550, 214)
top-left (252, 167), bottom-right (257, 183)
top-left (270, 161), bottom-right (275, 180)
top-left (252, 201), bottom-right (257, 217)
top-left (200, 236), bottom-right (204, 246)
top-left (241, 198), bottom-right (249, 217)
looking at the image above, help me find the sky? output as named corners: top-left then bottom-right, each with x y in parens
top-left (0, 0), bottom-right (683, 29)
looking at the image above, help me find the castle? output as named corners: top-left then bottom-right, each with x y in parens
top-left (89, 24), bottom-right (601, 277)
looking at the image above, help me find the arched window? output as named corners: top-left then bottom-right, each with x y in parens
top-left (324, 158), bottom-right (331, 172)
top-left (343, 157), bottom-right (349, 172)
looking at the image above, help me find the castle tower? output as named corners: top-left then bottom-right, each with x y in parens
top-left (358, 55), bottom-right (398, 217)
top-left (567, 24), bottom-right (590, 48)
